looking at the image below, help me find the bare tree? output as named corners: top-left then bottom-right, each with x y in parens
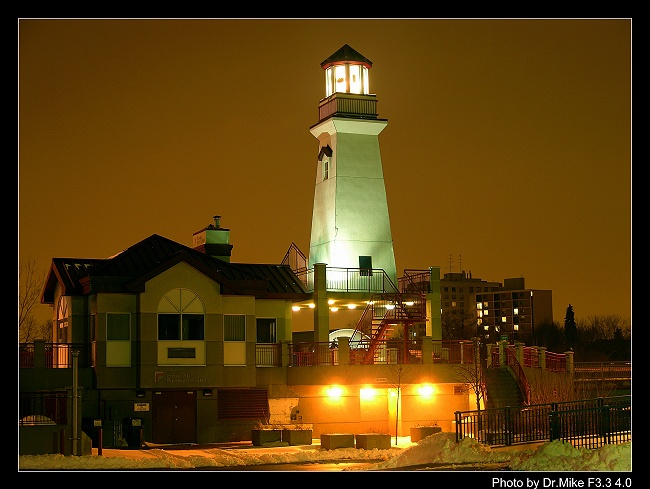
top-left (452, 338), bottom-right (484, 411)
top-left (387, 365), bottom-right (412, 446)
top-left (19, 255), bottom-right (46, 342)
top-left (441, 309), bottom-right (477, 340)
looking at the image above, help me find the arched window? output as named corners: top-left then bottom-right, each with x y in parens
top-left (157, 289), bottom-right (205, 341)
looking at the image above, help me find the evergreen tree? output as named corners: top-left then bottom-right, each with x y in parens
top-left (564, 304), bottom-right (577, 349)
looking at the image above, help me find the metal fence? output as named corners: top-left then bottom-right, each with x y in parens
top-left (19, 391), bottom-right (68, 425)
top-left (454, 395), bottom-right (631, 449)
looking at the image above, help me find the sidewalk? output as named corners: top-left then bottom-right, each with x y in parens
top-left (93, 436), bottom-right (416, 460)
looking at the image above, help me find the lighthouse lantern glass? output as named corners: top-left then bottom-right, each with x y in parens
top-left (324, 64), bottom-right (370, 97)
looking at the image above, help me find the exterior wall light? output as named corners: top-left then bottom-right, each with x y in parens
top-left (360, 387), bottom-right (376, 400)
top-left (327, 386), bottom-right (343, 398)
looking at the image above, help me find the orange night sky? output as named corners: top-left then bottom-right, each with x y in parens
top-left (18, 18), bottom-right (631, 325)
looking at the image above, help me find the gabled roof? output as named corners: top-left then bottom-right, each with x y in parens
top-left (41, 234), bottom-right (310, 304)
top-left (321, 44), bottom-right (372, 70)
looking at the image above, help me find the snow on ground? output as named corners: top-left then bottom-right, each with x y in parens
top-left (18, 432), bottom-right (631, 472)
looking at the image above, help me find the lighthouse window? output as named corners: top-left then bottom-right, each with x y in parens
top-left (349, 65), bottom-right (362, 93)
top-left (359, 256), bottom-right (372, 276)
top-left (322, 158), bottom-right (329, 180)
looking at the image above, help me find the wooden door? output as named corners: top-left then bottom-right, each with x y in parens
top-left (152, 390), bottom-right (196, 444)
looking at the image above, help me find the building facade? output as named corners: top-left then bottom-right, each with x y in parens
top-left (19, 45), bottom-right (559, 455)
top-left (476, 277), bottom-right (553, 342)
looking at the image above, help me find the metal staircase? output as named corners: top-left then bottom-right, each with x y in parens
top-left (350, 292), bottom-right (427, 364)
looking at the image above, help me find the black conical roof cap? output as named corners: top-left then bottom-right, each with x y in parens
top-left (321, 44), bottom-right (372, 69)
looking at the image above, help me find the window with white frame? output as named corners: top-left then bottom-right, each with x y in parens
top-left (224, 315), bottom-right (246, 341)
top-left (256, 318), bottom-right (277, 343)
top-left (158, 289), bottom-right (205, 341)
top-left (157, 289), bottom-right (206, 366)
top-left (224, 314), bottom-right (246, 366)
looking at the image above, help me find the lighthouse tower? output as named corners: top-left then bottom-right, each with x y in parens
top-left (308, 45), bottom-right (397, 285)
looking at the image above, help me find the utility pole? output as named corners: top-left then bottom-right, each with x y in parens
top-left (72, 350), bottom-right (79, 456)
top-left (395, 367), bottom-right (402, 446)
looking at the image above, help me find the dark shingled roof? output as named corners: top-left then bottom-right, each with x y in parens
top-left (41, 234), bottom-right (310, 304)
top-left (321, 44), bottom-right (372, 70)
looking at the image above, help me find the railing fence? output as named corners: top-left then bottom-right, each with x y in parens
top-left (455, 395), bottom-right (631, 449)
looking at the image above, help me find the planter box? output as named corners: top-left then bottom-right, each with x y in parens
top-left (251, 429), bottom-right (282, 446)
top-left (320, 433), bottom-right (354, 450)
top-left (282, 429), bottom-right (312, 446)
top-left (410, 426), bottom-right (442, 442)
top-left (355, 433), bottom-right (391, 450)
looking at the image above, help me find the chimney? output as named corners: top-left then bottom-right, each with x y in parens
top-left (192, 214), bottom-right (233, 262)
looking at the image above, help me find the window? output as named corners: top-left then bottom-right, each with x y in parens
top-left (224, 315), bottom-right (246, 341)
top-left (159, 314), bottom-right (180, 340)
top-left (256, 318), bottom-right (277, 343)
top-left (359, 256), bottom-right (372, 276)
top-left (57, 297), bottom-right (69, 344)
top-left (182, 314), bottom-right (204, 340)
top-left (224, 314), bottom-right (246, 366)
top-left (90, 314), bottom-right (97, 367)
top-left (158, 289), bottom-right (205, 341)
top-left (157, 289), bottom-right (206, 366)
top-left (322, 157), bottom-right (329, 180)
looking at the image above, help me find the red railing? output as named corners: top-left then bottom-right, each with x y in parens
top-left (505, 347), bottom-right (531, 405)
top-left (545, 351), bottom-right (567, 372)
top-left (289, 339), bottom-right (479, 367)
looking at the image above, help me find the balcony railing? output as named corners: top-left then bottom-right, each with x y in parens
top-left (19, 342), bottom-right (91, 368)
top-left (288, 339), bottom-right (479, 367)
top-left (296, 267), bottom-right (399, 294)
top-left (255, 343), bottom-right (282, 367)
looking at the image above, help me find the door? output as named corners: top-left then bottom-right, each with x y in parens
top-left (152, 390), bottom-right (197, 444)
